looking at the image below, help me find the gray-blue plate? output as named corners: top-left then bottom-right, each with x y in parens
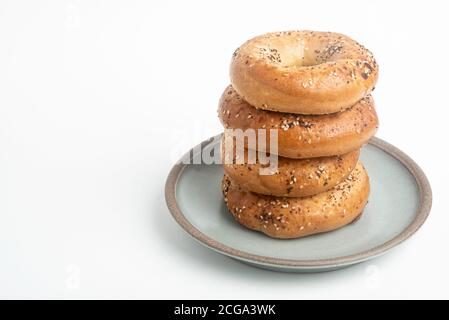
top-left (165, 136), bottom-right (432, 273)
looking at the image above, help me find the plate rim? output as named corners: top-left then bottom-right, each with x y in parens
top-left (165, 135), bottom-right (432, 269)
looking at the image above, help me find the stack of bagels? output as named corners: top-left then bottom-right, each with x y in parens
top-left (218, 31), bottom-right (379, 239)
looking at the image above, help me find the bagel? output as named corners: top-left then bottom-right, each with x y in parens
top-left (218, 86), bottom-right (378, 159)
top-left (221, 134), bottom-right (360, 197)
top-left (230, 30), bottom-right (378, 114)
top-left (222, 162), bottom-right (370, 239)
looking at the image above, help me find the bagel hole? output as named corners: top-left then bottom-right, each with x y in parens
top-left (278, 45), bottom-right (318, 68)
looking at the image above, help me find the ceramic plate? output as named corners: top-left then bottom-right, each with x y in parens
top-left (165, 136), bottom-right (432, 272)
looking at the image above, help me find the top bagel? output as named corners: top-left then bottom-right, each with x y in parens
top-left (230, 30), bottom-right (378, 115)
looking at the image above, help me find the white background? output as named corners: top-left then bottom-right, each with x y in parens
top-left (0, 0), bottom-right (447, 299)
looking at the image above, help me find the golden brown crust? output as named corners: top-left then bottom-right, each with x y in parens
top-left (230, 30), bottom-right (378, 114)
top-left (221, 134), bottom-right (360, 197)
top-left (222, 163), bottom-right (370, 239)
top-left (218, 86), bottom-right (378, 158)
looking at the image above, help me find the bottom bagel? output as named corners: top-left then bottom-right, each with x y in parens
top-left (222, 162), bottom-right (370, 239)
